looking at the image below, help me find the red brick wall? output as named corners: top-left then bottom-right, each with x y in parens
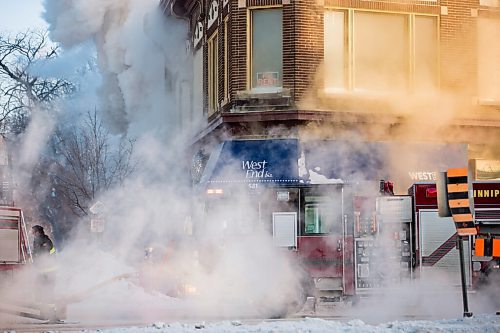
top-left (177, 0), bottom-right (493, 116)
top-left (229, 0), bottom-right (247, 103)
top-left (227, 0), bottom-right (324, 103)
top-left (440, 0), bottom-right (479, 95)
top-left (286, 0), bottom-right (324, 102)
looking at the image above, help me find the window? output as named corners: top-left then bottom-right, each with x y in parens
top-left (324, 10), bottom-right (438, 94)
top-left (324, 11), bottom-right (346, 90)
top-left (304, 196), bottom-right (342, 234)
top-left (305, 203), bottom-right (330, 234)
top-left (250, 8), bottom-right (283, 92)
top-left (477, 17), bottom-right (500, 102)
top-left (414, 15), bottom-right (439, 92)
top-left (193, 47), bottom-right (203, 122)
top-left (224, 17), bottom-right (229, 102)
top-left (208, 31), bottom-right (219, 115)
top-left (480, 0), bottom-right (500, 7)
top-left (354, 12), bottom-right (408, 92)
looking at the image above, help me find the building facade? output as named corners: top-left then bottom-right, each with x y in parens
top-left (161, 0), bottom-right (500, 186)
top-left (159, 0), bottom-right (500, 303)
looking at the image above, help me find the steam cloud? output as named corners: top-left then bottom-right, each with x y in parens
top-left (300, 8), bottom-right (500, 320)
top-left (43, 0), bottom-right (191, 139)
top-left (1, 1), bottom-right (498, 327)
top-left (1, 0), bottom-right (306, 325)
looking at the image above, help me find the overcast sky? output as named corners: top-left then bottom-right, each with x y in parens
top-left (0, 0), bottom-right (47, 34)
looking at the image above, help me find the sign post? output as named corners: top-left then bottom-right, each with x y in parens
top-left (437, 168), bottom-right (476, 318)
top-left (457, 235), bottom-right (472, 317)
top-left (89, 201), bottom-right (106, 247)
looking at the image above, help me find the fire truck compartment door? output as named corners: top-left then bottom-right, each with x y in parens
top-left (0, 229), bottom-right (19, 262)
top-left (272, 212), bottom-right (297, 248)
top-left (419, 210), bottom-right (471, 286)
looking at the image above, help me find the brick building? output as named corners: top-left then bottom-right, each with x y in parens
top-left (160, 0), bottom-right (500, 187)
top-left (159, 1), bottom-right (500, 303)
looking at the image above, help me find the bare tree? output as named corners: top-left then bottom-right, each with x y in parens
top-left (0, 30), bottom-right (74, 134)
top-left (0, 30), bottom-right (132, 241)
top-left (52, 110), bottom-right (136, 217)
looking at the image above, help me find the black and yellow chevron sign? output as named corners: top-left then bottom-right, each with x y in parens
top-left (446, 168), bottom-right (477, 236)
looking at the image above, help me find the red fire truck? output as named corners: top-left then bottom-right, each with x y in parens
top-left (468, 182), bottom-right (500, 287)
top-left (201, 179), bottom-right (416, 310)
top-left (410, 181), bottom-right (500, 288)
top-left (195, 139), bottom-right (499, 313)
top-left (0, 206), bottom-right (32, 279)
top-left (0, 136), bottom-right (32, 281)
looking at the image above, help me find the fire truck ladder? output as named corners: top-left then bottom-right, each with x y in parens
top-left (19, 210), bottom-right (32, 264)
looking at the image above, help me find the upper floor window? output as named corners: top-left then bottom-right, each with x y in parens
top-left (477, 17), bottom-right (500, 102)
top-left (324, 10), bottom-right (438, 94)
top-left (193, 47), bottom-right (203, 123)
top-left (250, 8), bottom-right (283, 92)
top-left (208, 31), bottom-right (219, 115)
top-left (223, 17), bottom-right (229, 102)
top-left (480, 0), bottom-right (500, 7)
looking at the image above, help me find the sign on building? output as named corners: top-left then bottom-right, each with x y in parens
top-left (256, 72), bottom-right (279, 87)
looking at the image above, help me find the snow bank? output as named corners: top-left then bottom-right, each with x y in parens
top-left (77, 314), bottom-right (500, 333)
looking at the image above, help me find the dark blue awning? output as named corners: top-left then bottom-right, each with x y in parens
top-left (301, 141), bottom-right (387, 182)
top-left (301, 140), bottom-right (467, 190)
top-left (200, 139), bottom-right (467, 191)
top-left (201, 139), bottom-right (300, 185)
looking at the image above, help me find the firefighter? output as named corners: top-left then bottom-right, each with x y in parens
top-left (32, 225), bottom-right (56, 258)
top-left (31, 225), bottom-right (58, 321)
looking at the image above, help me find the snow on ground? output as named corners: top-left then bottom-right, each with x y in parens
top-left (2, 252), bottom-right (499, 332)
top-left (62, 314), bottom-right (500, 333)
top-left (36, 268), bottom-right (500, 332)
top-left (1, 278), bottom-right (499, 332)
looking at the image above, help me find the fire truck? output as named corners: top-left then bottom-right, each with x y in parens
top-left (411, 181), bottom-right (499, 287)
top-left (0, 136), bottom-right (32, 281)
top-left (0, 207), bottom-right (31, 278)
top-left (200, 179), bottom-right (415, 305)
top-left (195, 139), bottom-right (499, 312)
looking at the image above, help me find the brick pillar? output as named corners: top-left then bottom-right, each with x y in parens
top-left (230, 0), bottom-right (248, 97)
top-left (440, 0), bottom-right (479, 96)
top-left (289, 0), bottom-right (324, 103)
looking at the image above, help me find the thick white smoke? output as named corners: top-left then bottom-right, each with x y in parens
top-left (2, 0), bottom-right (309, 324)
top-left (2, 0), bottom-right (201, 325)
top-left (43, 0), bottom-right (191, 139)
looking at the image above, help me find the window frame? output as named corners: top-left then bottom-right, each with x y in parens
top-left (303, 195), bottom-right (343, 235)
top-left (323, 8), bottom-right (440, 94)
top-left (192, 46), bottom-right (204, 127)
top-left (207, 30), bottom-right (219, 116)
top-left (223, 16), bottom-right (229, 103)
top-left (247, 6), bottom-right (283, 92)
top-left (477, 16), bottom-right (500, 103)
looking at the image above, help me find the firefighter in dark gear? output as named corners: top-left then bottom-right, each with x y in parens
top-left (32, 225), bottom-right (56, 258)
top-left (31, 225), bottom-right (59, 321)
